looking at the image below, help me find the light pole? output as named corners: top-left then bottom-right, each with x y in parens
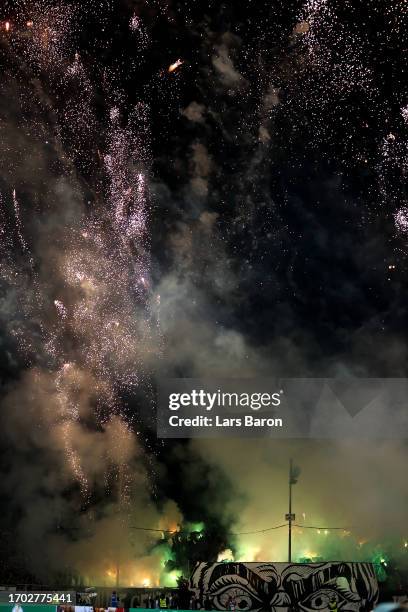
top-left (285, 459), bottom-right (299, 562)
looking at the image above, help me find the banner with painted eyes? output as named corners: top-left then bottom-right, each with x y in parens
top-left (190, 561), bottom-right (379, 612)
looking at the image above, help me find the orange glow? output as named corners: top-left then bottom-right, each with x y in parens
top-left (303, 550), bottom-right (318, 559)
top-left (5, 21), bottom-right (10, 32)
top-left (158, 520), bottom-right (178, 534)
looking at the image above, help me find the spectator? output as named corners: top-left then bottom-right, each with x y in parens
top-left (177, 580), bottom-right (192, 609)
top-left (159, 593), bottom-right (168, 609)
top-left (123, 592), bottom-right (131, 612)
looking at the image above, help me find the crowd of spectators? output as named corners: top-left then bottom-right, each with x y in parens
top-left (141, 591), bottom-right (216, 610)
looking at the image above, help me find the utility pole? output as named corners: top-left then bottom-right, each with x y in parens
top-left (288, 457), bottom-right (293, 562)
top-left (285, 458), bottom-right (298, 562)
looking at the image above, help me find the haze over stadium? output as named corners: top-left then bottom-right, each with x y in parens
top-left (0, 0), bottom-right (406, 590)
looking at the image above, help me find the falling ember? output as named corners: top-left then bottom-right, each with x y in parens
top-left (168, 59), bottom-right (183, 73)
top-left (27, 20), bottom-right (34, 27)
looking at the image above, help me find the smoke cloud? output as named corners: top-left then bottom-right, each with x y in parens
top-left (0, 0), bottom-right (407, 588)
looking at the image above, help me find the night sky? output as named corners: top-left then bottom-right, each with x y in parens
top-left (0, 0), bottom-right (407, 588)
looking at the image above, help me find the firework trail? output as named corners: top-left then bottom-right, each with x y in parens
top-left (0, 1), bottom-right (159, 515)
top-left (12, 189), bottom-right (31, 255)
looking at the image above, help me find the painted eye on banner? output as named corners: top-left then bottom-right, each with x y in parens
top-left (210, 585), bottom-right (263, 611)
top-left (300, 589), bottom-right (348, 612)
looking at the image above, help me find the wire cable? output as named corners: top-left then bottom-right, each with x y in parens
top-left (130, 523), bottom-right (352, 536)
top-left (293, 524), bottom-right (353, 530)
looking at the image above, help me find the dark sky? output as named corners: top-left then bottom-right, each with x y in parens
top-left (142, 0), bottom-right (408, 375)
